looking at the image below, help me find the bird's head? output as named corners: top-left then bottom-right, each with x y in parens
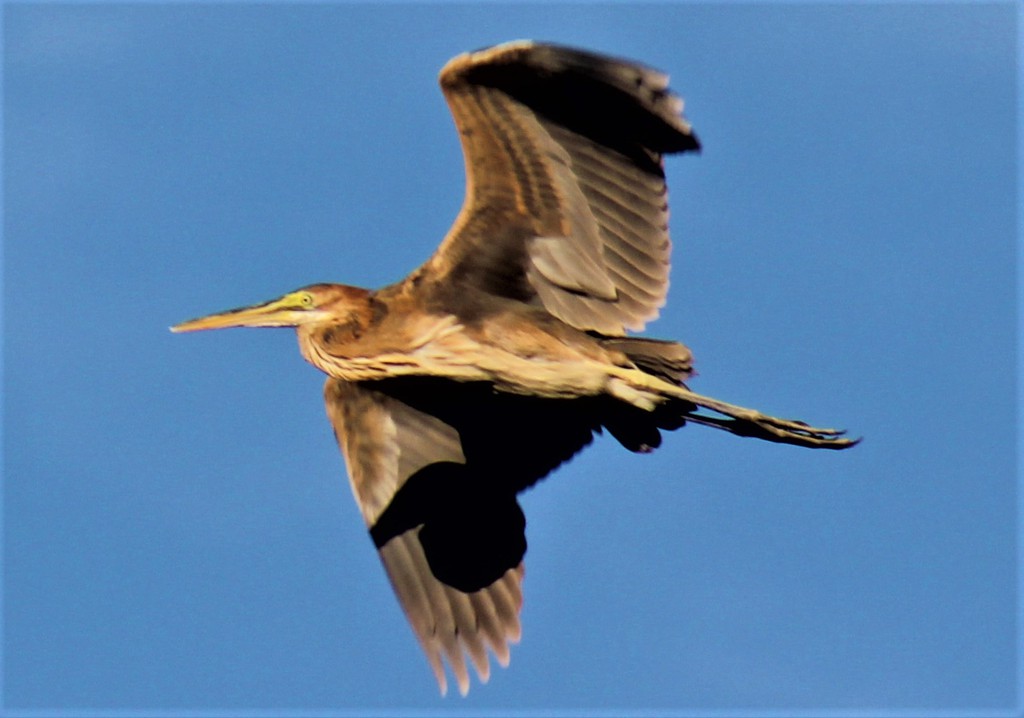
top-left (171, 283), bottom-right (368, 333)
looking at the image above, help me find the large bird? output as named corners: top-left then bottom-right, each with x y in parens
top-left (173, 40), bottom-right (856, 695)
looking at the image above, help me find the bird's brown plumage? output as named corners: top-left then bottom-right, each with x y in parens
top-left (412, 40), bottom-right (699, 335)
top-left (172, 40), bottom-right (856, 697)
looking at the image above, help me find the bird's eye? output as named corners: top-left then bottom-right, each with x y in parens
top-left (299, 293), bottom-right (314, 308)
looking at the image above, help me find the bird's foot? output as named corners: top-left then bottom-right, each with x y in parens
top-left (682, 410), bottom-right (858, 449)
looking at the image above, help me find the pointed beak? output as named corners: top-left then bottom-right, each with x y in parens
top-left (170, 297), bottom-right (303, 333)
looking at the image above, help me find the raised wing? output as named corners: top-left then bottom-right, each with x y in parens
top-left (323, 377), bottom-right (599, 694)
top-left (413, 40), bottom-right (700, 335)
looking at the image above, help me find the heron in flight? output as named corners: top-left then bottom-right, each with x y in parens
top-left (173, 40), bottom-right (856, 695)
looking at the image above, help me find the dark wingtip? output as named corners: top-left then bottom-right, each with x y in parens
top-left (451, 40), bottom-right (700, 156)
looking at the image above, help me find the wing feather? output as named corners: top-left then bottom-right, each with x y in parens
top-left (602, 241), bottom-right (666, 299)
top-left (324, 378), bottom-right (599, 693)
top-left (414, 40), bottom-right (699, 334)
top-left (469, 590), bottom-right (512, 667)
top-left (325, 379), bottom-right (524, 695)
top-left (319, 378), bottom-right (598, 692)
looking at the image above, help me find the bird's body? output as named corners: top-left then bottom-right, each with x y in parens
top-left (173, 40), bottom-right (856, 695)
top-left (295, 285), bottom-right (671, 403)
top-left (296, 286), bottom-right (606, 393)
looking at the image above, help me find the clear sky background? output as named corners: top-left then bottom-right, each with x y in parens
top-left (3, 3), bottom-right (1018, 714)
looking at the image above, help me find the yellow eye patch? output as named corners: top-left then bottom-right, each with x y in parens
top-left (285, 291), bottom-right (315, 309)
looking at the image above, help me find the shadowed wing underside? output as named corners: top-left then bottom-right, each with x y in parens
top-left (325, 377), bottom-right (602, 695)
top-left (414, 40), bottom-right (700, 335)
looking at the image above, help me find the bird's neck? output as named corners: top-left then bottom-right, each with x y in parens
top-left (296, 286), bottom-right (377, 376)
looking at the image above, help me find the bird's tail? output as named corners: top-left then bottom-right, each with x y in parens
top-left (599, 336), bottom-right (694, 385)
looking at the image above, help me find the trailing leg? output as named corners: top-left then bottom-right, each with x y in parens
top-left (606, 366), bottom-right (858, 450)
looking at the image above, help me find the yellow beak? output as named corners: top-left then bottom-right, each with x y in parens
top-left (171, 296), bottom-right (307, 333)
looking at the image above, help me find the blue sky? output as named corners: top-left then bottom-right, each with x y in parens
top-left (3, 3), bottom-right (1018, 714)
